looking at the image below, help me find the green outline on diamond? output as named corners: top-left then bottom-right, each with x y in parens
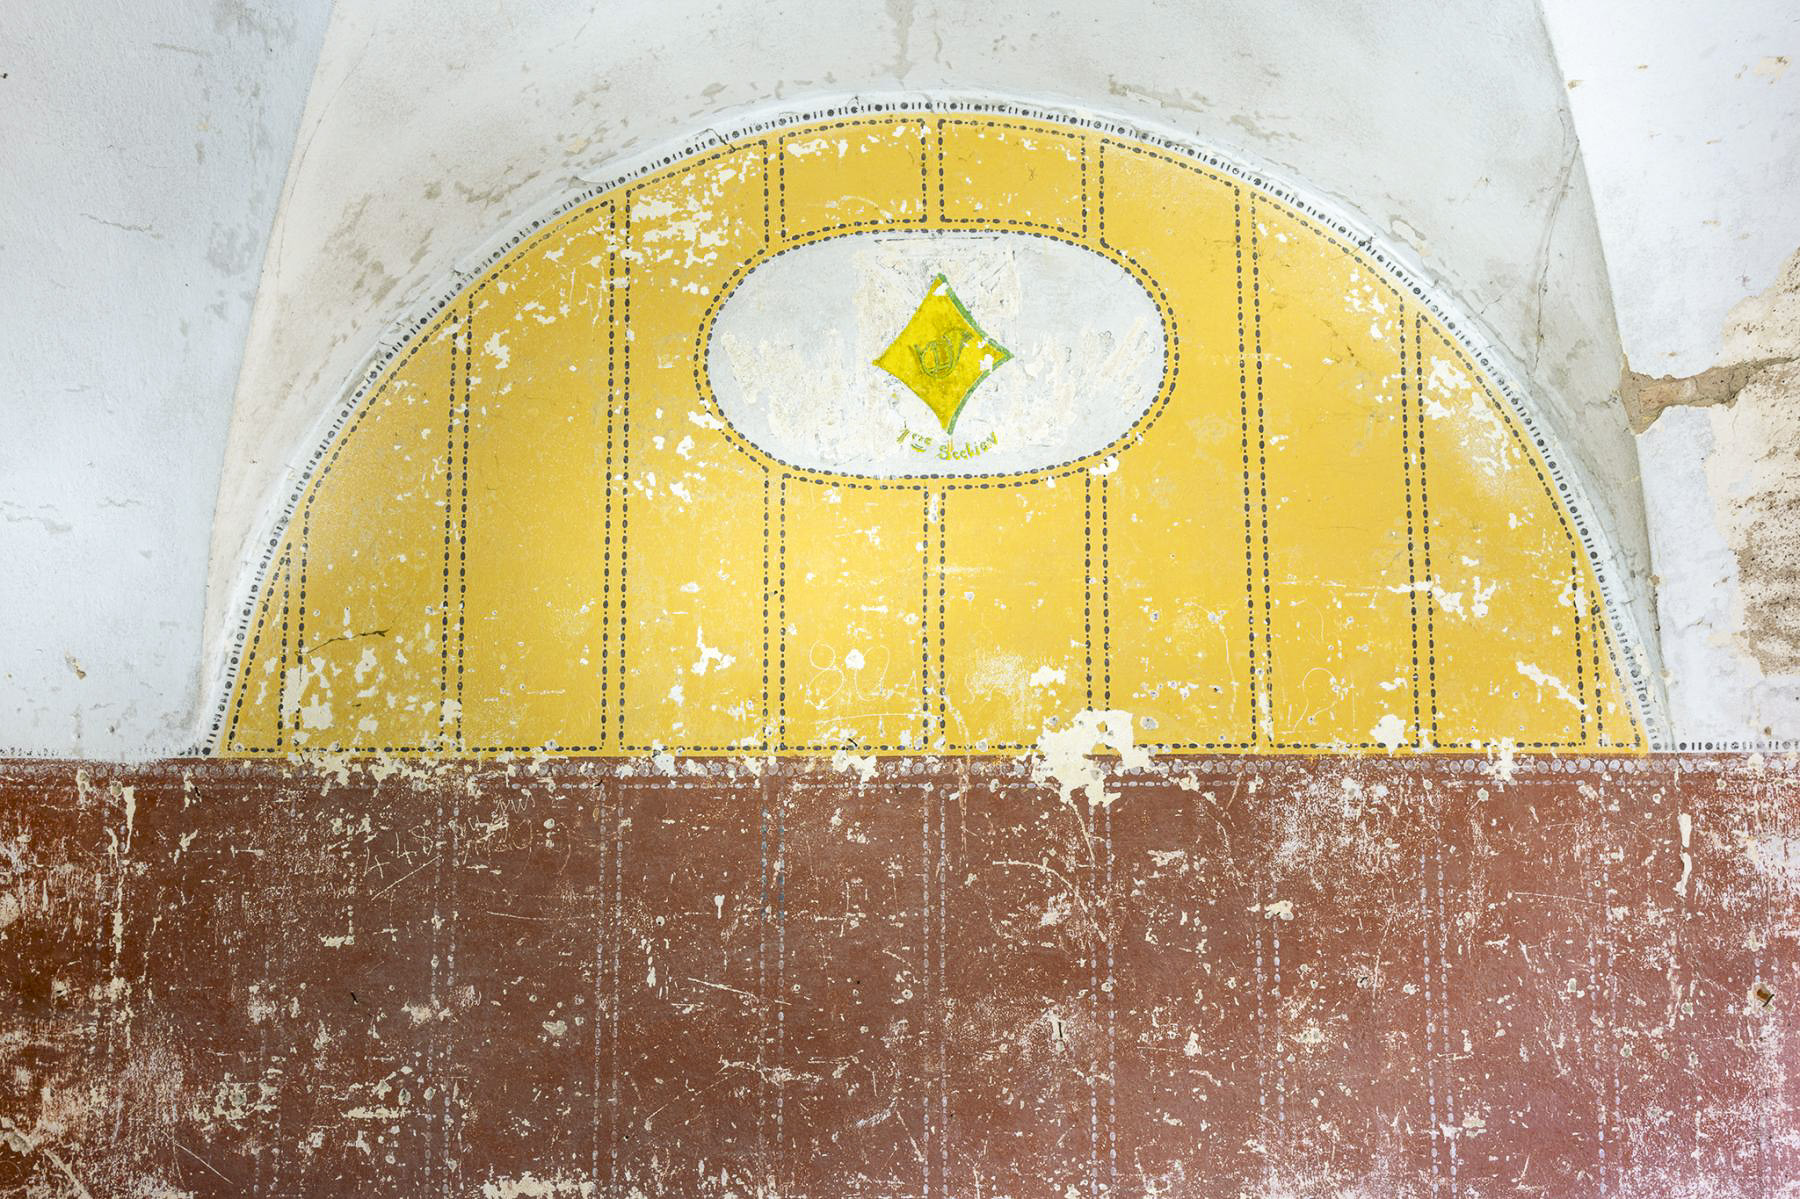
top-left (875, 272), bottom-right (1014, 437)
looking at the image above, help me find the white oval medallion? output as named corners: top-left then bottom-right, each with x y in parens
top-left (704, 231), bottom-right (1168, 477)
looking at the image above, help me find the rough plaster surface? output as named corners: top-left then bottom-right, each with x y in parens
top-left (1640, 404), bottom-right (1800, 744)
top-left (1638, 249), bottom-right (1800, 744)
top-left (204, 0), bottom-right (1658, 755)
top-left (1545, 2), bottom-right (1800, 745)
top-left (0, 0), bottom-right (332, 756)
top-left (1708, 361), bottom-right (1800, 675)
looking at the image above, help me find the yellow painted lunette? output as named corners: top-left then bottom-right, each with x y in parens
top-left (220, 112), bottom-right (1644, 756)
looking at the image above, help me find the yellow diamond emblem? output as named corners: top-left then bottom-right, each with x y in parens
top-left (873, 274), bottom-right (1012, 435)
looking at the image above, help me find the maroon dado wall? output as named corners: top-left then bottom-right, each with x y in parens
top-left (0, 754), bottom-right (1794, 1197)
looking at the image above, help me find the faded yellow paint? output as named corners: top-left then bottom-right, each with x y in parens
top-left (941, 479), bottom-right (1090, 749)
top-left (462, 205), bottom-right (614, 751)
top-left (221, 111), bottom-right (1646, 756)
top-left (1258, 203), bottom-right (1414, 748)
top-left (783, 482), bottom-right (926, 751)
top-left (780, 121), bottom-right (929, 239)
top-left (285, 322), bottom-right (456, 751)
top-left (619, 148), bottom-right (770, 752)
top-left (1096, 143), bottom-right (1254, 749)
top-left (940, 118), bottom-right (1086, 233)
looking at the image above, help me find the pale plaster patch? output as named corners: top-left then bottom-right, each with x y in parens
top-left (1033, 709), bottom-right (1151, 807)
top-left (1703, 360), bottom-right (1800, 675)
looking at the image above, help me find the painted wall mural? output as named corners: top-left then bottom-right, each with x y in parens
top-left (217, 105), bottom-right (1647, 758)
top-left (8, 102), bottom-right (1796, 1199)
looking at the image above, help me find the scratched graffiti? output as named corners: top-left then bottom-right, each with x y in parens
top-left (0, 755), bottom-right (1795, 1195)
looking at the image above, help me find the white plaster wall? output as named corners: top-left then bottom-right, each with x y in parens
top-left (1544, 0), bottom-right (1800, 743)
top-left (204, 0), bottom-right (1658, 747)
top-left (0, 0), bottom-right (332, 755)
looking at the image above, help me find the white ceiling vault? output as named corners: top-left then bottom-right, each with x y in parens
top-left (1, 0), bottom-right (1794, 755)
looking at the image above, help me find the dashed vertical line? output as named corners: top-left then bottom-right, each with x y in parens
top-left (936, 491), bottom-right (947, 747)
top-left (776, 132), bottom-right (787, 242)
top-left (616, 193), bottom-right (634, 750)
top-left (917, 118), bottom-right (930, 224)
top-left (1079, 133), bottom-right (1090, 238)
top-left (936, 788), bottom-right (949, 1193)
top-left (610, 792), bottom-right (624, 1197)
top-left (1435, 839), bottom-right (1456, 1197)
top-left (1096, 138), bottom-right (1109, 249)
top-left (922, 491), bottom-right (934, 748)
top-left (1087, 797), bottom-right (1099, 1199)
top-left (778, 475), bottom-right (789, 751)
top-left (1750, 775), bottom-right (1778, 1193)
top-left (1249, 196), bottom-right (1272, 743)
top-left (763, 469), bottom-right (772, 749)
top-left (251, 925), bottom-right (278, 1196)
top-left (1271, 873), bottom-right (1285, 1169)
top-left (1084, 473), bottom-right (1095, 710)
top-left (1611, 819), bottom-right (1626, 1193)
top-left (601, 781), bottom-right (615, 1180)
top-left (1254, 880), bottom-right (1269, 1188)
top-left (935, 117), bottom-right (947, 226)
top-left (1100, 476), bottom-right (1112, 709)
top-left (1600, 797), bottom-right (1619, 1196)
top-left (441, 789), bottom-right (462, 1183)
top-left (440, 316), bottom-right (460, 746)
top-left (1572, 555), bottom-right (1590, 747)
top-left (295, 504), bottom-right (311, 748)
top-left (1399, 312), bottom-right (1425, 747)
top-left (275, 551), bottom-right (291, 752)
top-left (1422, 838), bottom-right (1442, 1198)
top-left (1103, 801), bottom-right (1117, 1196)
top-left (758, 793), bottom-right (770, 1183)
top-left (601, 202), bottom-right (618, 753)
top-left (424, 789), bottom-right (445, 1190)
top-left (1233, 188), bottom-right (1260, 747)
top-left (1583, 824), bottom-right (1606, 1188)
top-left (761, 137), bottom-right (771, 254)
top-left (453, 296), bottom-right (473, 750)
top-left (1414, 316), bottom-right (1439, 746)
top-left (921, 787), bottom-right (934, 1199)
top-left (1598, 597), bottom-right (1612, 748)
top-left (225, 553), bottom-right (273, 748)
top-left (776, 797), bottom-right (788, 1193)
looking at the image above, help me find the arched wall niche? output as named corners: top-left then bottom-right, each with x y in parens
top-left (205, 98), bottom-right (1663, 755)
